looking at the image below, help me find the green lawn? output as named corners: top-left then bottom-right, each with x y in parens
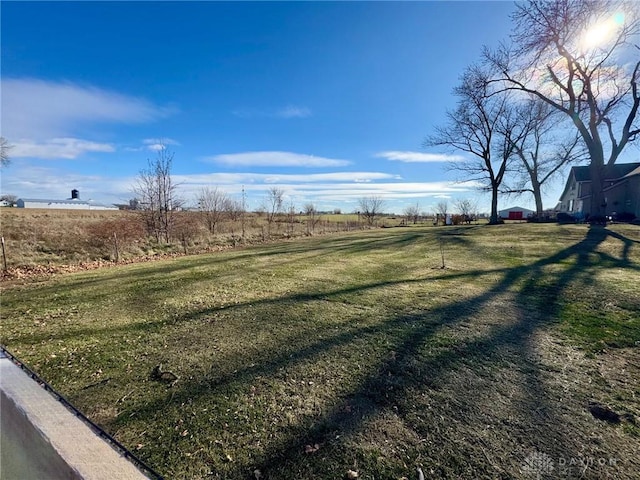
top-left (1, 223), bottom-right (639, 479)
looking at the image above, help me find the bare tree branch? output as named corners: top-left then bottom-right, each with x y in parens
top-left (484, 0), bottom-right (640, 216)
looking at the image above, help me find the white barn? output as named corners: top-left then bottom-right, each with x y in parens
top-left (498, 206), bottom-right (535, 220)
top-left (17, 189), bottom-right (118, 211)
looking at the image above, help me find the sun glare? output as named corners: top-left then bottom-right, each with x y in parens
top-left (580, 12), bottom-right (625, 51)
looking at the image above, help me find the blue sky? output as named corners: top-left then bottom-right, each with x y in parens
top-left (0, 0), bottom-right (595, 213)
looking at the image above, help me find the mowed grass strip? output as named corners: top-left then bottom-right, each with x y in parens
top-left (1, 224), bottom-right (639, 479)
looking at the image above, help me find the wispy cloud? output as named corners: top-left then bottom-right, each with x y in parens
top-left (207, 151), bottom-right (351, 168)
top-left (1, 78), bottom-right (173, 141)
top-left (173, 173), bottom-right (480, 204)
top-left (377, 151), bottom-right (466, 163)
top-left (275, 105), bottom-right (312, 118)
top-left (2, 164), bottom-right (481, 211)
top-left (231, 105), bottom-right (312, 119)
top-left (11, 138), bottom-right (115, 160)
top-left (142, 138), bottom-right (180, 151)
top-left (176, 172), bottom-right (398, 186)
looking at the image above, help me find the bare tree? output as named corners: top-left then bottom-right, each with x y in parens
top-left (197, 186), bottom-right (229, 234)
top-left (358, 196), bottom-right (385, 226)
top-left (265, 187), bottom-right (285, 235)
top-left (1, 137), bottom-right (12, 167)
top-left (485, 0), bottom-right (640, 216)
top-left (133, 146), bottom-right (182, 243)
top-left (128, 198), bottom-right (141, 210)
top-left (403, 202), bottom-right (421, 224)
top-left (224, 198), bottom-right (244, 222)
top-left (435, 200), bottom-right (449, 218)
top-left (0, 194), bottom-right (17, 206)
top-left (454, 198), bottom-right (477, 224)
top-left (426, 65), bottom-right (520, 224)
top-left (304, 202), bottom-right (321, 234)
top-left (286, 201), bottom-right (297, 235)
top-left (505, 99), bottom-right (586, 215)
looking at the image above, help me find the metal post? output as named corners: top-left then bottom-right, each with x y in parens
top-left (1, 236), bottom-right (7, 271)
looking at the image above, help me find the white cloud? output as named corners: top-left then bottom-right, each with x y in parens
top-left (207, 151), bottom-right (352, 168)
top-left (142, 138), bottom-right (180, 151)
top-left (174, 171), bottom-right (398, 187)
top-left (275, 105), bottom-right (312, 118)
top-left (171, 173), bottom-right (481, 206)
top-left (1, 163), bottom-right (483, 211)
top-left (1, 78), bottom-right (172, 141)
top-left (377, 151), bottom-right (466, 163)
top-left (11, 138), bottom-right (115, 160)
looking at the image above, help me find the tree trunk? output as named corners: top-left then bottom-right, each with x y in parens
top-left (489, 186), bottom-right (499, 224)
top-left (589, 161), bottom-right (606, 218)
top-left (531, 178), bottom-right (543, 216)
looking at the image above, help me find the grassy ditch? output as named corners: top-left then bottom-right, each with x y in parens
top-left (1, 223), bottom-right (639, 479)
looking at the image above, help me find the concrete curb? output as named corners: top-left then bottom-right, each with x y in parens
top-left (1, 351), bottom-right (155, 479)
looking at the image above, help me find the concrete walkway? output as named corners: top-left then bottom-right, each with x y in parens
top-left (1, 352), bottom-right (152, 479)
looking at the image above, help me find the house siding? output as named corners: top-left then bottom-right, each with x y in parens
top-left (558, 163), bottom-right (640, 217)
top-left (604, 176), bottom-right (640, 217)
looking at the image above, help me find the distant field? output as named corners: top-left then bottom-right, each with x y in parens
top-left (0, 208), bottom-right (415, 272)
top-left (1, 223), bottom-right (639, 479)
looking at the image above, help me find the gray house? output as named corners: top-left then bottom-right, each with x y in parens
top-left (557, 163), bottom-right (640, 218)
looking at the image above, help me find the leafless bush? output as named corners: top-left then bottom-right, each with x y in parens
top-left (85, 216), bottom-right (146, 249)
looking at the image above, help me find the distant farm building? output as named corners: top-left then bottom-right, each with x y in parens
top-left (498, 206), bottom-right (534, 220)
top-left (17, 189), bottom-right (118, 211)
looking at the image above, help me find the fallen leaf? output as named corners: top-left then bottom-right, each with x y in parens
top-left (304, 443), bottom-right (320, 454)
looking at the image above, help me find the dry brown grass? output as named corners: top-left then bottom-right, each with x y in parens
top-left (0, 208), bottom-right (399, 276)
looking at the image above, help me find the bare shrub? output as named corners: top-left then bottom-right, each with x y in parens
top-left (85, 215), bottom-right (146, 260)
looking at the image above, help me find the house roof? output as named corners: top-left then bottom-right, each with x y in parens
top-left (559, 162), bottom-right (640, 201)
top-left (498, 206), bottom-right (534, 212)
top-left (569, 162), bottom-right (640, 182)
top-left (19, 198), bottom-right (92, 205)
top-left (572, 166), bottom-right (591, 182)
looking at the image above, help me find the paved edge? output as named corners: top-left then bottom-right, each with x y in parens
top-left (0, 354), bottom-right (151, 480)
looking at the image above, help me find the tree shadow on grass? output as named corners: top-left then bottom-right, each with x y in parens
top-left (3, 228), bottom-right (465, 315)
top-left (237, 226), bottom-right (621, 478)
top-left (95, 226), bottom-right (637, 478)
top-left (6, 226), bottom-right (637, 478)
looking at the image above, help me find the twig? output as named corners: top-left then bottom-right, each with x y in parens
top-left (118, 389), bottom-right (136, 404)
top-left (81, 377), bottom-right (112, 390)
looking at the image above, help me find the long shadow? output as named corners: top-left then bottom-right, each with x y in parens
top-left (7, 226), bottom-right (637, 477)
top-left (7, 265), bottom-right (516, 346)
top-left (2, 228), bottom-right (448, 309)
top-left (96, 226), bottom-right (630, 477)
top-left (237, 227), bottom-right (615, 477)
